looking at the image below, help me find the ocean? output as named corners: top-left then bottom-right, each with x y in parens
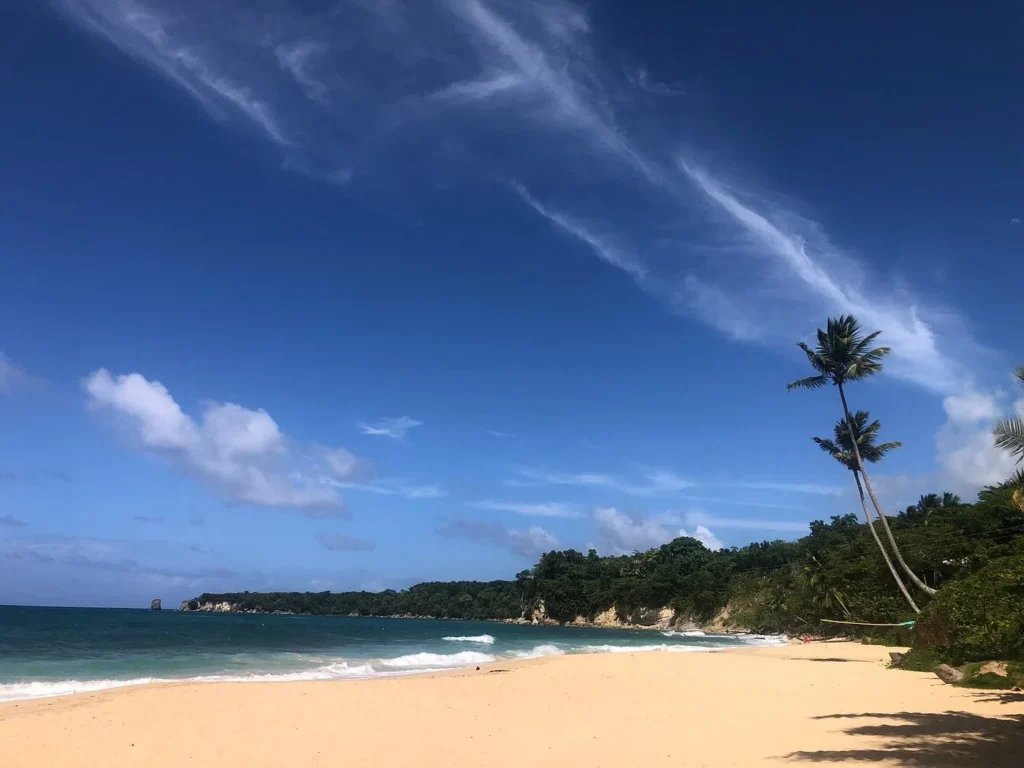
top-left (0, 605), bottom-right (786, 702)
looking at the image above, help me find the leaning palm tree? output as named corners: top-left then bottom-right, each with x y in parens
top-left (993, 365), bottom-right (1024, 511)
top-left (787, 315), bottom-right (937, 596)
top-left (813, 411), bottom-right (919, 613)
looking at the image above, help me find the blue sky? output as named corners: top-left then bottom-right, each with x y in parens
top-left (1, 0), bottom-right (1021, 607)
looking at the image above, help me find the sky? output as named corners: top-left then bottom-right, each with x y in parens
top-left (1, 0), bottom-right (1021, 607)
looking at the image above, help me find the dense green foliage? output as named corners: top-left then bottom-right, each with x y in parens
top-left (194, 581), bottom-right (524, 621)
top-left (912, 554), bottom-right (1024, 664)
top-left (194, 485), bottom-right (1024, 637)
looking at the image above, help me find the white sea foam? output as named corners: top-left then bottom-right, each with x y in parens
top-left (380, 651), bottom-right (495, 669)
top-left (660, 630), bottom-right (706, 637)
top-left (0, 677), bottom-right (170, 702)
top-left (737, 634), bottom-right (789, 647)
top-left (510, 644), bottom-right (564, 659)
top-left (577, 643), bottom-right (717, 654)
top-left (0, 635), bottom-right (789, 703)
top-left (442, 634), bottom-right (496, 645)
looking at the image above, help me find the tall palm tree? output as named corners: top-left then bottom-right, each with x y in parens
top-left (787, 315), bottom-right (937, 595)
top-left (813, 411), bottom-right (919, 613)
top-left (994, 365), bottom-right (1024, 511)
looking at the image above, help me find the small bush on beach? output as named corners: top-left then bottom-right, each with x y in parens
top-left (912, 555), bottom-right (1024, 665)
top-left (955, 662), bottom-right (1024, 690)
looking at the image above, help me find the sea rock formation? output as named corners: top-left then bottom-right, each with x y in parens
top-left (150, 599), bottom-right (161, 611)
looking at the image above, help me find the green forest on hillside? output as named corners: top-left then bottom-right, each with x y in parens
top-left (195, 317), bottom-right (1024, 666)
top-left (194, 484), bottom-right (1024, 635)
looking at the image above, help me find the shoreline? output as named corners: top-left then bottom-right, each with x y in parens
top-left (4, 642), bottom-right (1022, 767)
top-left (0, 631), bottom-right (790, 704)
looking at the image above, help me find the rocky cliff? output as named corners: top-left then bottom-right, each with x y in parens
top-left (179, 599), bottom-right (236, 612)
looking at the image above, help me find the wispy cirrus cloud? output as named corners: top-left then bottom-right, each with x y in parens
top-left (506, 466), bottom-right (693, 497)
top-left (330, 477), bottom-right (446, 500)
top-left (468, 500), bottom-right (583, 519)
top-left (275, 40), bottom-right (329, 104)
top-left (58, 0), bottom-right (292, 146)
top-left (316, 532), bottom-right (376, 552)
top-left (730, 481), bottom-right (844, 497)
top-left (358, 416), bottom-right (423, 441)
top-left (681, 510), bottom-right (809, 535)
top-left (132, 515), bottom-right (165, 525)
top-left (57, 0), bottom-right (1010, 490)
top-left (1, 534), bottom-right (244, 588)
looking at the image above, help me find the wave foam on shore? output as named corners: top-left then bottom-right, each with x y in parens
top-left (0, 635), bottom-right (787, 702)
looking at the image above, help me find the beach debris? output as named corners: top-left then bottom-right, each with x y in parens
top-left (934, 664), bottom-right (965, 684)
top-left (888, 652), bottom-right (906, 668)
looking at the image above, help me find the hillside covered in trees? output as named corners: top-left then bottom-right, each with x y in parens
top-left (191, 483), bottom-right (1024, 635)
top-left (194, 317), bottom-right (1024, 664)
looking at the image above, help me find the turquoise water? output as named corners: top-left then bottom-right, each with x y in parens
top-left (0, 606), bottom-right (785, 701)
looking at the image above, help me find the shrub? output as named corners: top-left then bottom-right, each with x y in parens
top-left (913, 555), bottom-right (1024, 664)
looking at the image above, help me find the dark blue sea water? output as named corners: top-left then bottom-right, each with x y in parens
top-left (0, 606), bottom-right (785, 701)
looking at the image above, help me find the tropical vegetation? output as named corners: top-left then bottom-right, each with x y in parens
top-left (191, 319), bottom-right (1024, 668)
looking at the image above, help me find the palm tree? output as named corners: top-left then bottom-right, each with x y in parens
top-left (994, 365), bottom-right (1024, 511)
top-left (813, 411), bottom-right (919, 613)
top-left (787, 315), bottom-right (937, 596)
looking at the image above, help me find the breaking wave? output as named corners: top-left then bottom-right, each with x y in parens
top-left (0, 633), bottom-right (787, 702)
top-left (380, 651), bottom-right (496, 669)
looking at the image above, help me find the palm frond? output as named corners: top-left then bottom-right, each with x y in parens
top-left (787, 375), bottom-right (829, 391)
top-left (875, 441), bottom-right (903, 454)
top-left (850, 330), bottom-right (882, 356)
top-left (792, 316), bottom-right (888, 388)
top-left (811, 437), bottom-right (841, 456)
top-left (993, 416), bottom-right (1024, 460)
top-left (1014, 366), bottom-right (1024, 387)
top-left (1007, 468), bottom-right (1024, 513)
top-left (828, 410), bottom-right (899, 467)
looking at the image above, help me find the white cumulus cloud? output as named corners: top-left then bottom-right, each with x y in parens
top-left (591, 507), bottom-right (721, 555)
top-left (84, 369), bottom-right (362, 514)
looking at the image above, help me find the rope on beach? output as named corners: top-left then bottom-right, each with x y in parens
top-left (820, 619), bottom-right (916, 628)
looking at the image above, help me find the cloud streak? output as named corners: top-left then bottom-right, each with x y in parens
top-left (59, 0), bottom-right (292, 146)
top-left (316, 532), bottom-right (376, 552)
top-left (507, 466), bottom-right (693, 497)
top-left (359, 416), bottom-right (423, 441)
top-left (468, 500), bottom-right (583, 519)
top-left (56, 0), bottom-right (1011, 491)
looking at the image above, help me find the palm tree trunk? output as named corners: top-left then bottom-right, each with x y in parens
top-left (838, 383), bottom-right (937, 596)
top-left (853, 472), bottom-right (919, 613)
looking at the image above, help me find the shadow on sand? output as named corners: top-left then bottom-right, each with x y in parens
top-left (970, 691), bottom-right (1024, 705)
top-left (785, 711), bottom-right (1024, 767)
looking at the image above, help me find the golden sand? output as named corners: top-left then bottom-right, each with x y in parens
top-left (2, 641), bottom-right (1020, 767)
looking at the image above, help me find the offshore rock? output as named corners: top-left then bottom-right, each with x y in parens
top-left (150, 599), bottom-right (161, 611)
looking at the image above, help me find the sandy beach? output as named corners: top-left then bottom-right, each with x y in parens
top-left (1, 641), bottom-right (1020, 767)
